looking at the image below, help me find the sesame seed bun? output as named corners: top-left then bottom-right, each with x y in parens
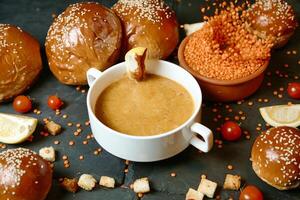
top-left (45, 2), bottom-right (122, 85)
top-left (246, 0), bottom-right (298, 48)
top-left (251, 126), bottom-right (300, 190)
top-left (112, 0), bottom-right (179, 59)
top-left (0, 24), bottom-right (42, 102)
top-left (0, 148), bottom-right (53, 200)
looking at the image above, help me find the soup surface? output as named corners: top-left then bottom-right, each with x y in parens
top-left (95, 74), bottom-right (194, 136)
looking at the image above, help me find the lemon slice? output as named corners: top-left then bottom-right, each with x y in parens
top-left (0, 113), bottom-right (38, 144)
top-left (259, 104), bottom-right (300, 127)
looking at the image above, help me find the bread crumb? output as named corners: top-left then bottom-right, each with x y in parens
top-left (39, 146), bottom-right (55, 162)
top-left (186, 188), bottom-right (204, 200)
top-left (99, 176), bottom-right (115, 188)
top-left (133, 177), bottom-right (150, 193)
top-left (223, 174), bottom-right (241, 190)
top-left (197, 178), bottom-right (217, 198)
top-left (60, 178), bottom-right (79, 193)
top-left (45, 121), bottom-right (61, 135)
top-left (78, 174), bottom-right (97, 191)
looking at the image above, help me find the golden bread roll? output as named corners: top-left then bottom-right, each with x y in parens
top-left (251, 126), bottom-right (300, 190)
top-left (45, 2), bottom-right (122, 85)
top-left (0, 24), bottom-right (42, 102)
top-left (112, 0), bottom-right (179, 59)
top-left (245, 0), bottom-right (298, 48)
top-left (0, 148), bottom-right (53, 200)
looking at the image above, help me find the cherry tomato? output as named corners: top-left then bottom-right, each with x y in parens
top-left (47, 95), bottom-right (63, 110)
top-left (287, 82), bottom-right (300, 99)
top-left (13, 95), bottom-right (32, 113)
top-left (239, 185), bottom-right (264, 200)
top-left (221, 121), bottom-right (242, 141)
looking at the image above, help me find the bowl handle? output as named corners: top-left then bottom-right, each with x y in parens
top-left (87, 68), bottom-right (102, 87)
top-left (189, 123), bottom-right (213, 153)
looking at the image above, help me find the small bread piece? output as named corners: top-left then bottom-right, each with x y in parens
top-left (60, 178), bottom-right (79, 193)
top-left (223, 174), bottom-right (241, 190)
top-left (78, 174), bottom-right (97, 191)
top-left (99, 176), bottom-right (115, 188)
top-left (186, 188), bottom-right (204, 200)
top-left (133, 177), bottom-right (150, 193)
top-left (45, 121), bottom-right (61, 136)
top-left (125, 47), bottom-right (148, 81)
top-left (197, 178), bottom-right (217, 198)
top-left (39, 146), bottom-right (55, 162)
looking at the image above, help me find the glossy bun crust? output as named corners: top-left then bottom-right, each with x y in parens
top-left (45, 2), bottom-right (122, 85)
top-left (251, 127), bottom-right (300, 190)
top-left (112, 0), bottom-right (179, 59)
top-left (246, 0), bottom-right (298, 48)
top-left (0, 148), bottom-right (52, 200)
top-left (0, 24), bottom-right (42, 102)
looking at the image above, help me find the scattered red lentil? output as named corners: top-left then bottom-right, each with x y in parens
top-left (68, 141), bottom-right (75, 146)
top-left (138, 193), bottom-right (144, 198)
top-left (82, 140), bottom-right (88, 145)
top-left (63, 160), bottom-right (69, 165)
top-left (227, 165), bottom-right (233, 170)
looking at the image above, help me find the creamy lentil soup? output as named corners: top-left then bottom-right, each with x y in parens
top-left (95, 74), bottom-right (194, 136)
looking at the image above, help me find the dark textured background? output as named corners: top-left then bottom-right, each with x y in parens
top-left (0, 0), bottom-right (299, 199)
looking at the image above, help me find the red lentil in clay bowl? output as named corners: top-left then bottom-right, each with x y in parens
top-left (178, 9), bottom-right (272, 102)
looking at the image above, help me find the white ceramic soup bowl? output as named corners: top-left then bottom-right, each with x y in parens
top-left (86, 60), bottom-right (213, 162)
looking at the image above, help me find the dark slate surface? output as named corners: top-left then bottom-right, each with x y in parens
top-left (0, 0), bottom-right (300, 199)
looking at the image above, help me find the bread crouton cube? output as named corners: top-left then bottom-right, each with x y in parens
top-left (78, 174), bottom-right (97, 191)
top-left (45, 121), bottom-right (61, 135)
top-left (133, 177), bottom-right (150, 193)
top-left (186, 188), bottom-right (204, 200)
top-left (60, 178), bottom-right (79, 193)
top-left (99, 176), bottom-right (115, 188)
top-left (223, 174), bottom-right (241, 190)
top-left (39, 146), bottom-right (55, 162)
top-left (197, 178), bottom-right (217, 198)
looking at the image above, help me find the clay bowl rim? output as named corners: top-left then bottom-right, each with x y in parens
top-left (178, 35), bottom-right (269, 86)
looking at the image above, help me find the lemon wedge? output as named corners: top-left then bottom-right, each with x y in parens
top-left (259, 104), bottom-right (300, 128)
top-left (0, 113), bottom-right (38, 144)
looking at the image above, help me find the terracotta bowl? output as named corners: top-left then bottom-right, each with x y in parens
top-left (178, 36), bottom-right (269, 102)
